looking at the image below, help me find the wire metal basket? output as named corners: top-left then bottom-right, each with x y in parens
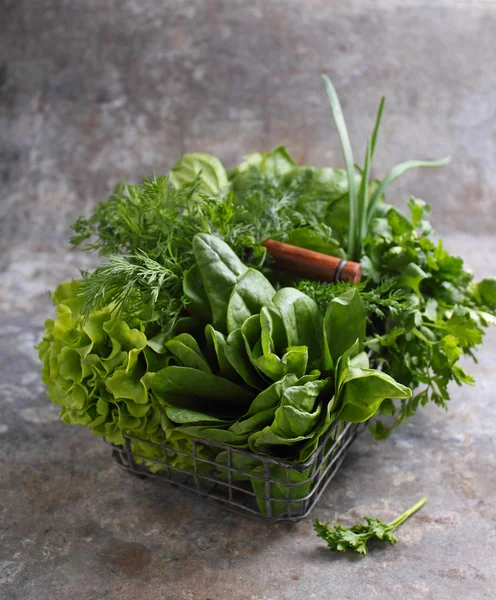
top-left (106, 419), bottom-right (362, 521)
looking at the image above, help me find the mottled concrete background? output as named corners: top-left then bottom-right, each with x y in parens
top-left (1, 0), bottom-right (496, 256)
top-left (2, 1), bottom-right (496, 599)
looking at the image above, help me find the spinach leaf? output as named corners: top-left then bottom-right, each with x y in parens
top-left (165, 333), bottom-right (211, 374)
top-left (183, 264), bottom-right (212, 321)
top-left (227, 269), bottom-right (276, 333)
top-left (254, 346), bottom-right (309, 382)
top-left (260, 306), bottom-right (288, 355)
top-left (163, 404), bottom-right (232, 425)
top-left (225, 328), bottom-right (266, 390)
top-left (245, 373), bottom-right (300, 417)
top-left (324, 288), bottom-right (366, 369)
top-left (250, 464), bottom-right (312, 516)
top-left (205, 324), bottom-right (239, 380)
top-left (286, 227), bottom-right (345, 258)
top-left (193, 233), bottom-right (247, 332)
top-left (149, 366), bottom-right (254, 419)
top-left (272, 288), bottom-right (323, 365)
top-left (336, 367), bottom-right (412, 423)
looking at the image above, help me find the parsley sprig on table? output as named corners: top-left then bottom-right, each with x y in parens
top-left (314, 497), bottom-right (428, 555)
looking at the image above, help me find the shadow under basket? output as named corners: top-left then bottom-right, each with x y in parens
top-left (106, 420), bottom-right (362, 521)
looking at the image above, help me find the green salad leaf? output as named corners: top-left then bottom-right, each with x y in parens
top-left (169, 152), bottom-right (229, 196)
top-left (36, 281), bottom-right (170, 445)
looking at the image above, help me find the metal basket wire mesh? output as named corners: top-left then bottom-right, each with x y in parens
top-left (106, 419), bottom-right (362, 521)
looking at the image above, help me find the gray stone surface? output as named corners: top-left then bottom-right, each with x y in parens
top-left (2, 1), bottom-right (496, 599)
top-left (1, 234), bottom-right (496, 600)
top-left (1, 0), bottom-right (496, 258)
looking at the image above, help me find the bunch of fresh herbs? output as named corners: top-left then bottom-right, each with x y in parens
top-left (40, 75), bottom-right (495, 460)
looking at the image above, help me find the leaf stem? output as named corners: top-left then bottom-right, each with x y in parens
top-left (388, 496), bottom-right (428, 529)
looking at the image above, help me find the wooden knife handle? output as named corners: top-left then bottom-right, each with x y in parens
top-left (262, 239), bottom-right (362, 284)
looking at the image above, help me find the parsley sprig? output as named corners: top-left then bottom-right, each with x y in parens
top-left (314, 497), bottom-right (427, 555)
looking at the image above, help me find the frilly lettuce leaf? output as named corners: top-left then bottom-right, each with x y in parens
top-left (37, 280), bottom-right (171, 446)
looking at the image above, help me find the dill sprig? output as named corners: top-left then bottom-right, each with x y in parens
top-left (78, 250), bottom-right (184, 330)
top-left (71, 176), bottom-right (202, 256)
top-left (71, 170), bottom-right (340, 325)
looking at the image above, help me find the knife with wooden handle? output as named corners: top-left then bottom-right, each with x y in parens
top-left (262, 239), bottom-right (362, 284)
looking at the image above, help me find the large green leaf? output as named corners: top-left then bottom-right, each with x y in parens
top-left (260, 306), bottom-right (287, 356)
top-left (164, 404), bottom-right (232, 425)
top-left (271, 404), bottom-right (322, 439)
top-left (286, 228), bottom-right (345, 258)
top-left (254, 346), bottom-right (308, 382)
top-left (38, 280), bottom-right (170, 448)
top-left (272, 288), bottom-right (323, 365)
top-left (226, 269), bottom-right (276, 333)
top-left (242, 310), bottom-right (308, 382)
top-left (215, 451), bottom-right (264, 482)
top-left (169, 152), bottom-right (229, 196)
top-left (165, 333), bottom-right (211, 373)
top-left (248, 423), bottom-right (317, 455)
top-left (239, 315), bottom-right (308, 382)
top-left (260, 146), bottom-right (296, 178)
top-left (183, 264), bottom-right (212, 321)
top-left (334, 340), bottom-right (362, 397)
top-left (248, 377), bottom-right (328, 452)
top-left (225, 328), bottom-right (266, 389)
top-left (336, 367), bottom-right (411, 423)
top-left (193, 233), bottom-right (247, 333)
top-left (105, 363), bottom-right (148, 405)
top-left (167, 423), bottom-right (245, 447)
top-left (149, 366), bottom-right (254, 419)
top-left (228, 407), bottom-right (278, 438)
top-left (323, 288), bottom-right (366, 369)
top-left (269, 378), bottom-right (329, 440)
top-left (205, 325), bottom-right (239, 380)
top-left (245, 373), bottom-right (299, 417)
top-left (250, 464), bottom-right (312, 516)
top-left (280, 378), bottom-right (329, 412)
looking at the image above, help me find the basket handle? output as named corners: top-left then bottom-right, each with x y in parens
top-left (262, 239), bottom-right (362, 284)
